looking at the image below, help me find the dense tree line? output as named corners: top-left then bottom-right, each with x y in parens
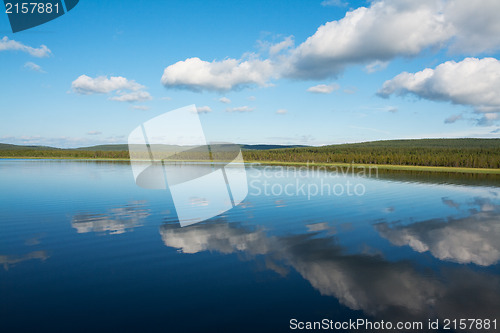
top-left (1, 139), bottom-right (499, 169)
top-left (243, 146), bottom-right (500, 168)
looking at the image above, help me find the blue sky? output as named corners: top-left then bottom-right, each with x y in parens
top-left (1, 0), bottom-right (500, 147)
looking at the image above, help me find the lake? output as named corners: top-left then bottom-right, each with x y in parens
top-left (1, 160), bottom-right (499, 332)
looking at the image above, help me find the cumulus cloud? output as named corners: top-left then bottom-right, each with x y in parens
top-left (72, 75), bottom-right (144, 94)
top-left (196, 106), bottom-right (212, 114)
top-left (276, 109), bottom-right (287, 115)
top-left (0, 36), bottom-right (51, 57)
top-left (226, 106), bottom-right (254, 112)
top-left (378, 58), bottom-right (500, 123)
top-left (160, 1), bottom-right (500, 91)
top-left (284, 0), bottom-right (452, 79)
top-left (161, 57), bottom-right (275, 92)
top-left (86, 131), bottom-right (102, 136)
top-left (24, 61), bottom-right (45, 73)
top-left (306, 83), bottom-right (339, 94)
top-left (72, 75), bottom-right (152, 103)
top-left (219, 97), bottom-right (231, 104)
top-left (159, 1), bottom-right (453, 90)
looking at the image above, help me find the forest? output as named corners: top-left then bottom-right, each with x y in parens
top-left (244, 139), bottom-right (500, 168)
top-left (1, 139), bottom-right (499, 169)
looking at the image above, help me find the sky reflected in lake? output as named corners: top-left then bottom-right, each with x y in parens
top-left (1, 160), bottom-right (499, 332)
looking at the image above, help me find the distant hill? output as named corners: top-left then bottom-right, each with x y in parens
top-left (75, 144), bottom-right (129, 151)
top-left (320, 138), bottom-right (500, 150)
top-left (0, 143), bottom-right (308, 151)
top-left (241, 144), bottom-right (307, 150)
top-left (0, 143), bottom-right (60, 150)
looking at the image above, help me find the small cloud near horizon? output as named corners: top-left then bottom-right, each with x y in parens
top-left (24, 62), bottom-right (45, 73)
top-left (72, 75), bottom-right (152, 103)
top-left (196, 106), bottom-right (212, 114)
top-left (226, 106), bottom-right (254, 113)
top-left (0, 36), bottom-right (51, 57)
top-left (307, 84), bottom-right (339, 94)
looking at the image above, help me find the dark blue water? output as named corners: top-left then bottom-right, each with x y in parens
top-left (1, 160), bottom-right (499, 332)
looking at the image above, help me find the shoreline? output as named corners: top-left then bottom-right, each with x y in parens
top-left (2, 156), bottom-right (500, 174)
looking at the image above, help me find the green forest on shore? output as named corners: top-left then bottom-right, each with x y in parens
top-left (1, 138), bottom-right (500, 172)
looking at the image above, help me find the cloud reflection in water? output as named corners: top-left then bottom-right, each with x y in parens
top-left (159, 206), bottom-right (500, 324)
top-left (376, 198), bottom-right (500, 266)
top-left (72, 201), bottom-right (150, 235)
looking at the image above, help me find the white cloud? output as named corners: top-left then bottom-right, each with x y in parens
top-left (321, 0), bottom-right (347, 7)
top-left (219, 97), bottom-right (231, 104)
top-left (247, 96), bottom-right (256, 101)
top-left (87, 131), bottom-right (102, 135)
top-left (306, 83), bottom-right (339, 94)
top-left (0, 36), bottom-right (51, 57)
top-left (160, 96), bottom-right (172, 101)
top-left (284, 0), bottom-right (452, 79)
top-left (161, 56), bottom-right (275, 92)
top-left (159, 1), bottom-right (500, 91)
top-left (24, 61), bottom-right (45, 73)
top-left (226, 106), bottom-right (254, 113)
top-left (131, 105), bottom-right (150, 111)
top-left (72, 75), bottom-right (144, 94)
top-left (110, 91), bottom-right (152, 102)
top-left (378, 57), bottom-right (500, 124)
top-left (444, 0), bottom-right (500, 54)
top-left (196, 106), bottom-right (212, 114)
top-left (159, 1), bottom-right (453, 89)
top-left (72, 75), bottom-right (152, 103)
top-left (276, 109), bottom-right (287, 115)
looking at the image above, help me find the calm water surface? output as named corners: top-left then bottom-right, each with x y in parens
top-left (1, 160), bottom-right (499, 332)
